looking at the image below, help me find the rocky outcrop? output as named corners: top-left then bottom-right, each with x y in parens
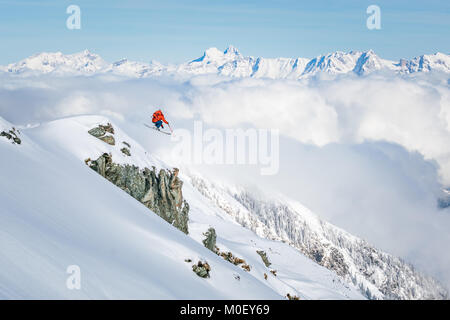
top-left (286, 293), bottom-right (300, 300)
top-left (88, 123), bottom-right (115, 145)
top-left (87, 153), bottom-right (189, 234)
top-left (1, 127), bottom-right (21, 145)
top-left (192, 261), bottom-right (211, 278)
top-left (89, 123), bottom-right (114, 136)
top-left (121, 141), bottom-right (131, 156)
top-left (202, 227), bottom-right (217, 252)
top-left (122, 141), bottom-right (131, 148)
top-left (99, 135), bottom-right (115, 145)
top-left (256, 250), bottom-right (271, 268)
top-left (215, 247), bottom-right (251, 272)
top-left (120, 147), bottom-right (131, 156)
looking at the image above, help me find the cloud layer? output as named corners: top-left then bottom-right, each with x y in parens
top-left (168, 74), bottom-right (450, 184)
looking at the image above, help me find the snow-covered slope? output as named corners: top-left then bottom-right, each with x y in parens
top-left (0, 115), bottom-right (364, 299)
top-left (2, 47), bottom-right (448, 79)
top-left (174, 46), bottom-right (311, 79)
top-left (399, 52), bottom-right (450, 74)
top-left (186, 174), bottom-right (448, 300)
top-left (3, 50), bottom-right (109, 75)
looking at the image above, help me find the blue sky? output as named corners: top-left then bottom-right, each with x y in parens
top-left (0, 0), bottom-right (449, 64)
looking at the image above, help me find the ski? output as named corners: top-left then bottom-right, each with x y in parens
top-left (143, 123), bottom-right (171, 135)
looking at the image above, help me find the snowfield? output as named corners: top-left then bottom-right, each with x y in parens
top-left (0, 115), bottom-right (364, 299)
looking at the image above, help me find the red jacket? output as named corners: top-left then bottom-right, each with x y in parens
top-left (152, 110), bottom-right (168, 124)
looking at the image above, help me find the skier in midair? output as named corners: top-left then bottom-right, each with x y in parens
top-left (152, 109), bottom-right (169, 131)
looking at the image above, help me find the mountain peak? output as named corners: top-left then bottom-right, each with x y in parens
top-left (224, 45), bottom-right (240, 56)
top-left (204, 47), bottom-right (223, 58)
top-left (191, 46), bottom-right (241, 64)
top-left (72, 49), bottom-right (101, 59)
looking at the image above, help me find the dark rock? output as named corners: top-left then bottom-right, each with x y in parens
top-left (88, 153), bottom-right (189, 234)
top-left (286, 293), bottom-right (300, 300)
top-left (121, 147), bottom-right (131, 156)
top-left (1, 128), bottom-right (21, 145)
top-left (216, 248), bottom-right (249, 271)
top-left (99, 135), bottom-right (115, 145)
top-left (192, 261), bottom-right (211, 278)
top-left (88, 127), bottom-right (106, 138)
top-left (100, 123), bottom-right (114, 134)
top-left (122, 141), bottom-right (131, 148)
top-left (202, 227), bottom-right (217, 252)
top-left (256, 250), bottom-right (272, 267)
top-left (88, 123), bottom-right (116, 145)
top-left (0, 131), bottom-right (11, 139)
top-left (241, 264), bottom-right (251, 272)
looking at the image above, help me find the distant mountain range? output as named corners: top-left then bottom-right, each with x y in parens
top-left (2, 46), bottom-right (450, 78)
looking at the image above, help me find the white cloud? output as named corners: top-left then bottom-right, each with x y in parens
top-left (166, 74), bottom-right (450, 184)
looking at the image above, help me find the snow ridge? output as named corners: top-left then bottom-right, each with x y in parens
top-left (2, 47), bottom-right (449, 79)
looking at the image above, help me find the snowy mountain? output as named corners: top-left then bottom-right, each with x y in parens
top-left (0, 114), bottom-right (446, 299)
top-left (300, 50), bottom-right (392, 76)
top-left (2, 47), bottom-right (449, 79)
top-left (399, 52), bottom-right (450, 74)
top-left (0, 115), bottom-right (365, 299)
top-left (2, 50), bottom-right (109, 75)
top-left (186, 175), bottom-right (448, 300)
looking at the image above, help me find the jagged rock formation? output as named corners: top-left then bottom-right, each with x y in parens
top-left (188, 175), bottom-right (448, 300)
top-left (202, 227), bottom-right (217, 252)
top-left (256, 250), bottom-right (271, 268)
top-left (87, 153), bottom-right (189, 234)
top-left (286, 293), bottom-right (300, 300)
top-left (120, 147), bottom-right (131, 156)
top-left (192, 261), bottom-right (211, 278)
top-left (122, 141), bottom-right (131, 148)
top-left (99, 135), bottom-right (115, 145)
top-left (215, 248), bottom-right (251, 272)
top-left (1, 127), bottom-right (21, 145)
top-left (88, 123), bottom-right (115, 145)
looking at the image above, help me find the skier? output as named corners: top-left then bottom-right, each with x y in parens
top-left (152, 109), bottom-right (169, 131)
